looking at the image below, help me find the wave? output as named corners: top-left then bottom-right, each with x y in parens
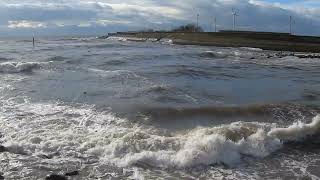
top-left (87, 68), bottom-right (143, 80)
top-left (108, 36), bottom-right (170, 44)
top-left (113, 115), bottom-right (320, 168)
top-left (240, 47), bottom-right (263, 51)
top-left (45, 56), bottom-right (67, 62)
top-left (143, 85), bottom-right (172, 94)
top-left (268, 115), bottom-right (320, 141)
top-left (90, 43), bottom-right (127, 49)
top-left (1, 97), bottom-right (320, 174)
top-left (0, 62), bottom-right (44, 73)
top-left (165, 66), bottom-right (212, 78)
top-left (200, 50), bottom-right (255, 59)
top-left (140, 104), bottom-right (316, 119)
top-left (0, 57), bottom-right (10, 62)
top-left (201, 51), bottom-right (230, 58)
top-left (159, 38), bottom-right (173, 45)
top-left (101, 60), bottom-right (127, 66)
top-left (107, 36), bottom-right (128, 42)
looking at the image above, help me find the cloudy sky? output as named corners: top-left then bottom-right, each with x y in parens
top-left (0, 0), bottom-right (320, 37)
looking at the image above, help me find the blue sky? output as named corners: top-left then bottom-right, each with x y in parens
top-left (0, 0), bottom-right (320, 36)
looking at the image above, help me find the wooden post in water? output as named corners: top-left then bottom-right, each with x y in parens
top-left (33, 37), bottom-right (35, 48)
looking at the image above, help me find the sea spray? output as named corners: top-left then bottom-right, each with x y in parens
top-left (0, 62), bottom-right (44, 73)
top-left (268, 115), bottom-right (320, 141)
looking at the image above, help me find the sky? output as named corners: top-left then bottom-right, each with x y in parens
top-left (0, 0), bottom-right (320, 37)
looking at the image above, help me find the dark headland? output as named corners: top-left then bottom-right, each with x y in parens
top-left (106, 31), bottom-right (320, 53)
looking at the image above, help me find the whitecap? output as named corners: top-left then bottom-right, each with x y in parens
top-left (110, 121), bottom-right (282, 168)
top-left (268, 115), bottom-right (320, 141)
top-left (240, 47), bottom-right (263, 51)
top-left (87, 68), bottom-right (143, 80)
top-left (1, 96), bottom-right (319, 171)
top-left (0, 62), bottom-right (44, 73)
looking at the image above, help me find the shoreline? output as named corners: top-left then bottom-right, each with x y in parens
top-left (107, 31), bottom-right (320, 53)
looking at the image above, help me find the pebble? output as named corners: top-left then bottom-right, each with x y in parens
top-left (45, 174), bottom-right (67, 180)
top-left (65, 171), bottom-right (79, 176)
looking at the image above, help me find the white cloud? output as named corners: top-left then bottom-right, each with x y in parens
top-left (95, 19), bottom-right (132, 26)
top-left (8, 20), bottom-right (47, 28)
top-left (0, 0), bottom-right (320, 36)
top-left (105, 3), bottom-right (183, 19)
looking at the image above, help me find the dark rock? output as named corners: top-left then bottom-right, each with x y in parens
top-left (38, 152), bottom-right (60, 159)
top-left (45, 174), bottom-right (67, 180)
top-left (65, 171), bottom-right (79, 176)
top-left (0, 174), bottom-right (4, 180)
top-left (0, 146), bottom-right (7, 153)
top-left (38, 154), bottom-right (52, 159)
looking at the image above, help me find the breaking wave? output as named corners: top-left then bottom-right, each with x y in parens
top-left (200, 50), bottom-right (254, 59)
top-left (45, 56), bottom-right (67, 62)
top-left (268, 115), bottom-right (320, 141)
top-left (0, 62), bottom-right (45, 73)
top-left (0, 97), bottom-right (319, 171)
top-left (111, 115), bottom-right (320, 168)
top-left (240, 47), bottom-right (263, 51)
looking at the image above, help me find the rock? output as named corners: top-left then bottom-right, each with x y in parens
top-left (38, 152), bottom-right (60, 159)
top-left (30, 137), bottom-right (42, 144)
top-left (0, 145), bottom-right (7, 153)
top-left (65, 171), bottom-right (79, 176)
top-left (0, 174), bottom-right (4, 180)
top-left (45, 174), bottom-right (67, 180)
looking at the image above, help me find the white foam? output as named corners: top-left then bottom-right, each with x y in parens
top-left (107, 36), bottom-right (128, 42)
top-left (87, 68), bottom-right (144, 81)
top-left (112, 122), bottom-right (282, 168)
top-left (240, 47), bottom-right (263, 51)
top-left (0, 62), bottom-right (44, 73)
top-left (160, 38), bottom-right (173, 45)
top-left (107, 36), bottom-right (147, 42)
top-left (3, 142), bottom-right (29, 155)
top-left (204, 51), bottom-right (229, 58)
top-left (130, 168), bottom-right (145, 180)
top-left (203, 50), bottom-right (255, 59)
top-left (0, 96), bottom-right (319, 171)
top-left (268, 115), bottom-right (320, 141)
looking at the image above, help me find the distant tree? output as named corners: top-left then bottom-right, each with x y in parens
top-left (172, 24), bottom-right (204, 32)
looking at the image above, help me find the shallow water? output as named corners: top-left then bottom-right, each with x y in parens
top-left (0, 37), bottom-right (320, 179)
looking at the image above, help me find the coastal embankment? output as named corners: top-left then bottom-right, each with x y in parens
top-left (108, 31), bottom-right (320, 53)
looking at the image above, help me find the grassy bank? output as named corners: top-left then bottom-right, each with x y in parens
top-left (110, 31), bottom-right (320, 53)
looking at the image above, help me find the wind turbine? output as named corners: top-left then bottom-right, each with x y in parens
top-left (196, 13), bottom-right (199, 32)
top-left (232, 8), bottom-right (239, 31)
top-left (289, 15), bottom-right (295, 35)
top-left (214, 17), bottom-right (217, 32)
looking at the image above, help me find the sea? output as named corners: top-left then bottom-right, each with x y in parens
top-left (0, 36), bottom-right (319, 179)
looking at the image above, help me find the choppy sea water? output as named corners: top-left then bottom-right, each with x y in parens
top-left (0, 37), bottom-right (320, 179)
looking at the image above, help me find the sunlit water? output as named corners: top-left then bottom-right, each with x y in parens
top-left (0, 37), bottom-right (320, 179)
